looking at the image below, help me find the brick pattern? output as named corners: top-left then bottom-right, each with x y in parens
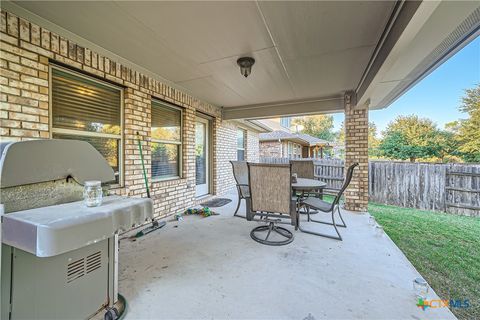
top-left (214, 120), bottom-right (237, 195)
top-left (0, 10), bottom-right (260, 218)
top-left (344, 92), bottom-right (368, 212)
top-left (259, 141), bottom-right (282, 158)
top-left (246, 130), bottom-right (259, 163)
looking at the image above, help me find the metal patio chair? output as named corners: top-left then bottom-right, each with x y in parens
top-left (290, 160), bottom-right (322, 198)
top-left (290, 159), bottom-right (315, 179)
top-left (230, 161), bottom-right (249, 218)
top-left (246, 163), bottom-right (297, 246)
top-left (300, 162), bottom-right (358, 241)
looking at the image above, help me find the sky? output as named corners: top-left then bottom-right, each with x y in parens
top-left (332, 35), bottom-right (480, 135)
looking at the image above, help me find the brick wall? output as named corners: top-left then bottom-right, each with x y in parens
top-left (344, 92), bottom-right (368, 212)
top-left (246, 130), bottom-right (259, 163)
top-left (214, 119), bottom-right (237, 195)
top-left (0, 10), bottom-right (261, 218)
top-left (259, 141), bottom-right (282, 158)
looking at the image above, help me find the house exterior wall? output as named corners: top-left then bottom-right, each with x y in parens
top-left (246, 130), bottom-right (259, 163)
top-left (259, 140), bottom-right (303, 159)
top-left (0, 10), bottom-right (259, 218)
top-left (214, 122), bottom-right (260, 195)
top-left (259, 141), bottom-right (282, 158)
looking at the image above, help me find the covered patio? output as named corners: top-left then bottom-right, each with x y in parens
top-left (1, 1), bottom-right (479, 319)
top-left (116, 190), bottom-right (455, 320)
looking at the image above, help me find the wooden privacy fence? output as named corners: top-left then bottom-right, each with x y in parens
top-left (369, 161), bottom-right (480, 216)
top-left (259, 157), bottom-right (480, 216)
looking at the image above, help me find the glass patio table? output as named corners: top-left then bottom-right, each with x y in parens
top-left (292, 178), bottom-right (327, 214)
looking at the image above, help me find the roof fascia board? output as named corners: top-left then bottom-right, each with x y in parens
top-left (223, 96), bottom-right (344, 120)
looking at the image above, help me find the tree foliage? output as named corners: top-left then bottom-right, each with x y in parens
top-left (378, 115), bottom-right (449, 162)
top-left (448, 85), bottom-right (480, 162)
top-left (292, 115), bottom-right (335, 141)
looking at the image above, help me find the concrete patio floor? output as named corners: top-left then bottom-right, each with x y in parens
top-left (118, 191), bottom-right (456, 320)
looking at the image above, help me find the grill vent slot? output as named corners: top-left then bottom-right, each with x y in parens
top-left (67, 257), bottom-right (85, 283)
top-left (66, 251), bottom-right (102, 284)
top-left (86, 251), bottom-right (102, 274)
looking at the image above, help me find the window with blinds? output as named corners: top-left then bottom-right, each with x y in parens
top-left (151, 100), bottom-right (183, 180)
top-left (51, 66), bottom-right (123, 184)
top-left (237, 129), bottom-right (246, 161)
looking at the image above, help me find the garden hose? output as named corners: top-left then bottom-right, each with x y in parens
top-left (117, 294), bottom-right (128, 320)
top-left (135, 132), bottom-right (166, 238)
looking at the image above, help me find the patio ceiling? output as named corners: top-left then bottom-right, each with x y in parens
top-left (5, 1), bottom-right (480, 119)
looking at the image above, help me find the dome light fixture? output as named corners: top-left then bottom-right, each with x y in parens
top-left (237, 57), bottom-right (255, 78)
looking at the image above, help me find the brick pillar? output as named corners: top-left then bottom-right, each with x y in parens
top-left (344, 92), bottom-right (368, 212)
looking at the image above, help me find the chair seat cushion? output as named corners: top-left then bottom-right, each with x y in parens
top-left (302, 197), bottom-right (332, 212)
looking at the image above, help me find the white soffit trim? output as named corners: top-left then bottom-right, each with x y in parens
top-left (359, 1), bottom-right (480, 109)
top-left (231, 119), bottom-right (270, 133)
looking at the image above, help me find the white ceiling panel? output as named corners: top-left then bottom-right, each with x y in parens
top-left (285, 45), bottom-right (374, 99)
top-left (178, 76), bottom-right (248, 107)
top-left (257, 1), bottom-right (395, 60)
top-left (115, 1), bottom-right (273, 66)
top-left (197, 47), bottom-right (295, 106)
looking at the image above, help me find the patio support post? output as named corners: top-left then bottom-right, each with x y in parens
top-left (343, 91), bottom-right (368, 212)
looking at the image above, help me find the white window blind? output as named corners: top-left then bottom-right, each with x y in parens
top-left (51, 66), bottom-right (123, 184)
top-left (151, 100), bottom-right (183, 180)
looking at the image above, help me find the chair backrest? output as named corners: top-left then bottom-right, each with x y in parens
top-left (230, 161), bottom-right (248, 186)
top-left (332, 162), bottom-right (358, 208)
top-left (290, 160), bottom-right (315, 179)
top-left (247, 163), bottom-right (292, 215)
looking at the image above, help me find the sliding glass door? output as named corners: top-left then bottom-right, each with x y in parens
top-left (195, 117), bottom-right (210, 197)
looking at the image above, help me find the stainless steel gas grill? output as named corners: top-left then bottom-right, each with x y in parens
top-left (0, 139), bottom-right (153, 320)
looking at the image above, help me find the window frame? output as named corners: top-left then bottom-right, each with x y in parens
top-left (280, 117), bottom-right (291, 129)
top-left (288, 141), bottom-right (293, 158)
top-left (236, 128), bottom-right (246, 161)
top-left (150, 99), bottom-right (183, 182)
top-left (49, 65), bottom-right (124, 186)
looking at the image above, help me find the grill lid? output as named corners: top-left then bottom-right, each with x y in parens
top-left (0, 139), bottom-right (115, 188)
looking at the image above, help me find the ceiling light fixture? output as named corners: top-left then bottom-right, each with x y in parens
top-left (237, 57), bottom-right (255, 78)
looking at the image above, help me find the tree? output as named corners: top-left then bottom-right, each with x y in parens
top-left (378, 115), bottom-right (442, 162)
top-left (292, 115), bottom-right (335, 141)
top-left (337, 121), bottom-right (380, 156)
top-left (434, 130), bottom-right (461, 162)
top-left (449, 85), bottom-right (480, 162)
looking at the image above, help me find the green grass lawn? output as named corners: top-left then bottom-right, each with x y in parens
top-left (368, 202), bottom-right (480, 320)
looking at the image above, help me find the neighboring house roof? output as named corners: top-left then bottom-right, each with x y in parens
top-left (294, 133), bottom-right (332, 147)
top-left (259, 130), bottom-right (332, 147)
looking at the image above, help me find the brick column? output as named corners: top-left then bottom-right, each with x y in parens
top-left (344, 92), bottom-right (368, 212)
